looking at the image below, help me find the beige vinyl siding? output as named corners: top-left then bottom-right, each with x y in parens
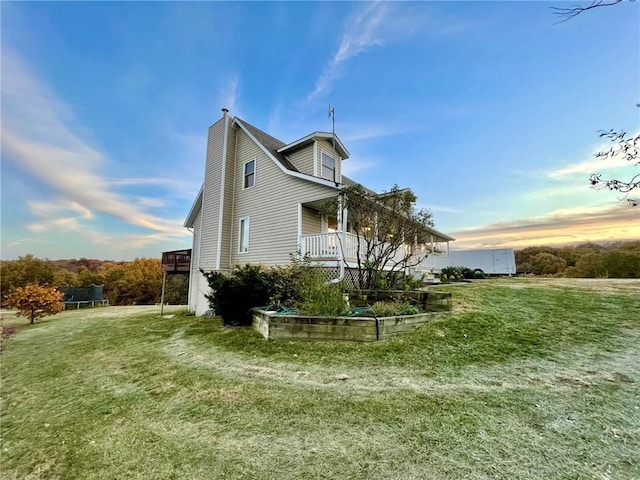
top-left (287, 146), bottom-right (314, 176)
top-left (218, 125), bottom-right (236, 272)
top-left (199, 117), bottom-right (226, 270)
top-left (316, 139), bottom-right (342, 183)
top-left (301, 206), bottom-right (322, 234)
top-left (229, 128), bottom-right (338, 266)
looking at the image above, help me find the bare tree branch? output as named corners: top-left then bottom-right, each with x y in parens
top-left (550, 0), bottom-right (628, 23)
top-left (590, 129), bottom-right (640, 206)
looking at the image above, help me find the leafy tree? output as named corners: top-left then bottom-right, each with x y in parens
top-left (111, 258), bottom-right (163, 305)
top-left (4, 284), bottom-right (64, 324)
top-left (515, 246), bottom-right (559, 273)
top-left (602, 250), bottom-right (640, 277)
top-left (76, 267), bottom-right (104, 287)
top-left (0, 254), bottom-right (58, 295)
top-left (163, 274), bottom-right (189, 305)
top-left (567, 252), bottom-right (607, 278)
top-left (324, 184), bottom-right (436, 290)
top-left (530, 252), bottom-right (567, 275)
top-left (51, 269), bottom-right (79, 288)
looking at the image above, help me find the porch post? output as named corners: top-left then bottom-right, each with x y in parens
top-left (297, 203), bottom-right (302, 255)
top-left (160, 271), bottom-right (167, 316)
top-left (332, 193), bottom-right (345, 283)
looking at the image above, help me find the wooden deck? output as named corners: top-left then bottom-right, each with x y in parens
top-left (161, 249), bottom-right (191, 274)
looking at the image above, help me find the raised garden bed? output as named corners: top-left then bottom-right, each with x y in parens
top-left (252, 291), bottom-right (451, 342)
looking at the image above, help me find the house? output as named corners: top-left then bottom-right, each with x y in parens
top-left (184, 109), bottom-right (454, 315)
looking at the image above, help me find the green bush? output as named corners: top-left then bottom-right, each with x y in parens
top-left (440, 266), bottom-right (483, 282)
top-left (440, 267), bottom-right (462, 282)
top-left (202, 256), bottom-right (348, 324)
top-left (295, 259), bottom-right (348, 316)
top-left (202, 265), bottom-right (275, 326)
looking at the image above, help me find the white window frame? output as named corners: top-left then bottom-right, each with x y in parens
top-left (238, 216), bottom-right (250, 253)
top-left (243, 159), bottom-right (256, 189)
top-left (321, 152), bottom-right (336, 181)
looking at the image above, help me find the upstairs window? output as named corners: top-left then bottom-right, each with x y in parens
top-left (238, 216), bottom-right (250, 253)
top-left (321, 152), bottom-right (336, 181)
top-left (244, 159), bottom-right (255, 188)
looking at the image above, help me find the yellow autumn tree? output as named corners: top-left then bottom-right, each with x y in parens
top-left (5, 284), bottom-right (64, 324)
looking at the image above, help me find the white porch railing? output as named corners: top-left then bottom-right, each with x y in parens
top-left (300, 232), bottom-right (416, 264)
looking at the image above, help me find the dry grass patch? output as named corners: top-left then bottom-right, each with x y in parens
top-left (1, 280), bottom-right (638, 479)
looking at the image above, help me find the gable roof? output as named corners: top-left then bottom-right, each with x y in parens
top-left (235, 119), bottom-right (299, 172)
top-left (184, 184), bottom-right (203, 228)
top-left (184, 118), bottom-right (343, 227)
top-left (233, 118), bottom-right (341, 189)
top-left (277, 132), bottom-right (349, 160)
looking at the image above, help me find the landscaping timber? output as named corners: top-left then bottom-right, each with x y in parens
top-left (252, 310), bottom-right (445, 342)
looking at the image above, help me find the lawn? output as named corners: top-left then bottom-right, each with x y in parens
top-left (1, 279), bottom-right (639, 479)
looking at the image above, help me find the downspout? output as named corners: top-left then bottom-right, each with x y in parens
top-left (216, 108), bottom-right (230, 271)
top-left (297, 203), bottom-right (302, 255)
top-left (187, 226), bottom-right (195, 311)
top-left (331, 192), bottom-right (345, 283)
top-left (229, 118), bottom-right (238, 265)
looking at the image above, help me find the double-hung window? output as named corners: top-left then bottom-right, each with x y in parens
top-left (238, 216), bottom-right (250, 253)
top-left (321, 152), bottom-right (336, 181)
top-left (244, 159), bottom-right (255, 189)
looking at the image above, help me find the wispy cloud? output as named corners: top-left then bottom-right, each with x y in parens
top-left (342, 157), bottom-right (377, 176)
top-left (303, 2), bottom-right (473, 105)
top-left (450, 204), bottom-right (640, 249)
top-left (305, 2), bottom-right (390, 104)
top-left (521, 183), bottom-right (590, 200)
top-left (1, 50), bottom-right (189, 245)
top-left (426, 204), bottom-right (464, 214)
top-left (25, 198), bottom-right (186, 251)
top-left (548, 136), bottom-right (639, 178)
top-left (341, 123), bottom-right (407, 142)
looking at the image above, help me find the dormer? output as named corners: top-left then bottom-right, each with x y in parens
top-left (277, 132), bottom-right (349, 184)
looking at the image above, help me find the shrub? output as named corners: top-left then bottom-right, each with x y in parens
top-left (298, 278), bottom-right (348, 316)
top-left (202, 257), bottom-right (348, 324)
top-left (440, 267), bottom-right (462, 282)
top-left (440, 266), bottom-right (483, 282)
top-left (370, 301), bottom-right (420, 317)
top-left (291, 255), bottom-right (348, 316)
top-left (202, 265), bottom-right (275, 326)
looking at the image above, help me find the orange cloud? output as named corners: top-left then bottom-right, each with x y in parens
top-left (451, 204), bottom-right (640, 249)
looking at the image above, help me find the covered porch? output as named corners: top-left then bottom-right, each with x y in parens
top-left (298, 196), bottom-right (453, 267)
top-left (299, 231), bottom-right (451, 265)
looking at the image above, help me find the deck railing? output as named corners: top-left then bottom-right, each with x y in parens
top-left (161, 249), bottom-right (192, 273)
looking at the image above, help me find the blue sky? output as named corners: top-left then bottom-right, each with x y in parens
top-left (1, 1), bottom-right (639, 261)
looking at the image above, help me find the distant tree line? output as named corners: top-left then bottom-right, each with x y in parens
top-left (0, 255), bottom-right (188, 307)
top-left (516, 241), bottom-right (640, 277)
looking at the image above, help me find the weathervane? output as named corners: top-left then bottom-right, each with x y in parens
top-left (328, 104), bottom-right (336, 159)
top-left (328, 104), bottom-right (339, 185)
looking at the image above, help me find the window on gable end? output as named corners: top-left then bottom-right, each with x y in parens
top-left (321, 152), bottom-right (335, 181)
top-left (244, 159), bottom-right (255, 189)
